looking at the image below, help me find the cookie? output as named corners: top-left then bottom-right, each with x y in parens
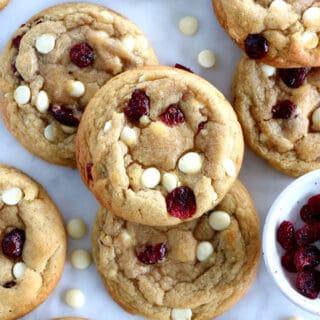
top-left (0, 3), bottom-right (158, 167)
top-left (213, 1), bottom-right (320, 67)
top-left (232, 55), bottom-right (320, 177)
top-left (91, 180), bottom-right (261, 320)
top-left (0, 0), bottom-right (9, 10)
top-left (52, 318), bottom-right (87, 320)
top-left (76, 66), bottom-right (244, 226)
top-left (0, 165), bottom-right (66, 319)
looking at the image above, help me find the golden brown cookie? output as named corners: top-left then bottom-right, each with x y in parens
top-left (0, 3), bottom-right (158, 167)
top-left (232, 55), bottom-right (320, 177)
top-left (213, 0), bottom-right (320, 67)
top-left (77, 66), bottom-right (244, 226)
top-left (0, 165), bottom-right (66, 319)
top-left (91, 180), bottom-right (261, 320)
top-left (0, 0), bottom-right (9, 10)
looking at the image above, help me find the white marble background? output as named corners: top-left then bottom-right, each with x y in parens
top-left (0, 0), bottom-right (317, 319)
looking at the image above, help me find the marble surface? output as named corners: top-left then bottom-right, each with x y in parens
top-left (0, 0), bottom-right (317, 319)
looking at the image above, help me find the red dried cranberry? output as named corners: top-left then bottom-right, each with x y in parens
top-left (295, 223), bottom-right (320, 246)
top-left (174, 63), bottom-right (193, 73)
top-left (12, 33), bottom-right (25, 50)
top-left (160, 105), bottom-right (185, 127)
top-left (86, 163), bottom-right (93, 181)
top-left (124, 89), bottom-right (150, 123)
top-left (294, 245), bottom-right (320, 271)
top-left (50, 104), bottom-right (81, 127)
top-left (137, 243), bottom-right (167, 264)
top-left (277, 220), bottom-right (295, 250)
top-left (198, 120), bottom-right (208, 131)
top-left (166, 186), bottom-right (196, 219)
top-left (3, 281), bottom-right (16, 288)
top-left (278, 68), bottom-right (308, 88)
top-left (244, 34), bottom-right (269, 59)
top-left (70, 43), bottom-right (95, 68)
top-left (296, 270), bottom-right (320, 299)
top-left (308, 194), bottom-right (320, 214)
top-left (271, 100), bottom-right (297, 119)
top-left (2, 228), bottom-right (25, 258)
top-left (281, 250), bottom-right (297, 273)
top-left (300, 204), bottom-right (320, 223)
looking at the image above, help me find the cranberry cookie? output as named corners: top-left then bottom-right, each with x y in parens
top-left (0, 3), bottom-right (158, 167)
top-left (233, 55), bottom-right (320, 177)
top-left (77, 66), bottom-right (244, 226)
top-left (91, 180), bottom-right (260, 320)
top-left (0, 0), bottom-right (9, 10)
top-left (213, 1), bottom-right (320, 67)
top-left (0, 165), bottom-right (66, 319)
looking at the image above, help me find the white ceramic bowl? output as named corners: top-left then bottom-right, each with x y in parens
top-left (263, 169), bottom-right (320, 315)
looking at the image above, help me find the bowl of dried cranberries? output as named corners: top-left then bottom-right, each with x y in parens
top-left (263, 169), bottom-right (320, 315)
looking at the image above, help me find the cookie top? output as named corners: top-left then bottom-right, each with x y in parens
top-left (232, 55), bottom-right (320, 177)
top-left (213, 0), bottom-right (320, 67)
top-left (77, 66), bottom-right (244, 226)
top-left (0, 3), bottom-right (158, 167)
top-left (91, 180), bottom-right (260, 320)
top-left (0, 165), bottom-right (66, 319)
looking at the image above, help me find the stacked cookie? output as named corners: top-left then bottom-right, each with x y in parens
top-left (76, 66), bottom-right (261, 319)
top-left (213, 1), bottom-right (320, 177)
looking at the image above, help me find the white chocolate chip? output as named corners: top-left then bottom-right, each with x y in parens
top-left (209, 210), bottom-right (231, 231)
top-left (122, 35), bottom-right (135, 51)
top-left (120, 126), bottom-right (138, 146)
top-left (223, 159), bottom-right (236, 177)
top-left (36, 90), bottom-right (49, 112)
top-left (70, 249), bottom-right (92, 270)
top-left (141, 167), bottom-right (161, 188)
top-left (196, 241), bottom-right (213, 261)
top-left (259, 133), bottom-right (268, 143)
top-left (171, 308), bottom-right (193, 320)
top-left (35, 34), bottom-right (56, 54)
top-left (139, 115), bottom-right (151, 126)
top-left (312, 108), bottom-right (320, 131)
top-left (260, 64), bottom-right (276, 77)
top-left (119, 230), bottom-right (132, 246)
top-left (303, 7), bottom-right (320, 30)
top-left (66, 80), bottom-right (85, 98)
top-left (103, 120), bottom-right (112, 133)
top-left (212, 190), bottom-right (218, 203)
top-left (301, 31), bottom-right (319, 49)
top-left (269, 0), bottom-right (288, 10)
top-left (61, 125), bottom-right (77, 134)
top-left (179, 16), bottom-right (199, 36)
top-left (2, 187), bottom-right (23, 205)
top-left (162, 173), bottom-right (178, 192)
top-left (64, 289), bottom-right (85, 308)
top-left (44, 124), bottom-right (56, 141)
top-left (67, 219), bottom-right (87, 239)
top-left (198, 50), bottom-right (216, 68)
top-left (178, 152), bottom-right (203, 174)
top-left (13, 262), bottom-right (26, 279)
top-left (14, 85), bottom-right (31, 105)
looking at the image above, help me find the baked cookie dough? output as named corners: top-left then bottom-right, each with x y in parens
top-left (77, 66), bottom-right (244, 226)
top-left (0, 0), bottom-right (9, 10)
top-left (0, 3), bottom-right (158, 167)
top-left (91, 180), bottom-right (261, 320)
top-left (233, 55), bottom-right (320, 177)
top-left (0, 165), bottom-right (66, 319)
top-left (213, 0), bottom-right (320, 67)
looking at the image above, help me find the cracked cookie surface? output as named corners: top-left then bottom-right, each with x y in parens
top-left (213, 0), bottom-right (320, 67)
top-left (76, 66), bottom-right (244, 226)
top-left (91, 180), bottom-right (260, 320)
top-left (233, 55), bottom-right (320, 177)
top-left (0, 165), bottom-right (66, 320)
top-left (0, 3), bottom-right (158, 167)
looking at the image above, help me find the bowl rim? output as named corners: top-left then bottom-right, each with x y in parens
top-left (263, 169), bottom-right (320, 315)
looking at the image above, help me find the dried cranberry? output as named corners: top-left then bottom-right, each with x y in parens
top-left (278, 68), bottom-right (308, 88)
top-left (124, 89), bottom-right (150, 123)
top-left (12, 33), bottom-right (25, 50)
top-left (2, 228), bottom-right (25, 258)
top-left (70, 43), bottom-right (95, 68)
top-left (296, 270), bottom-right (320, 299)
top-left (308, 194), bottom-right (320, 214)
top-left (300, 204), bottom-right (320, 223)
top-left (3, 281), bottom-right (16, 288)
top-left (198, 120), bottom-right (208, 131)
top-left (295, 223), bottom-right (320, 246)
top-left (244, 34), bottom-right (269, 59)
top-left (277, 220), bottom-right (295, 250)
top-left (271, 100), bottom-right (297, 119)
top-left (86, 163), bottom-right (93, 181)
top-left (166, 186), bottom-right (196, 219)
top-left (160, 105), bottom-right (185, 127)
top-left (294, 245), bottom-right (320, 271)
top-left (281, 250), bottom-right (297, 273)
top-left (137, 243), bottom-right (167, 264)
top-left (174, 63), bottom-right (193, 73)
top-left (50, 104), bottom-right (81, 127)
